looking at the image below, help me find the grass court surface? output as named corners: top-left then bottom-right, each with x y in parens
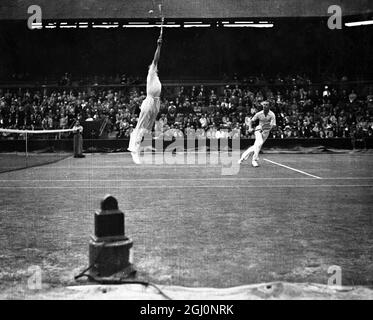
top-left (0, 151), bottom-right (372, 292)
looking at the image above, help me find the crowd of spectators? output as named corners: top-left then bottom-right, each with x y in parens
top-left (1, 81), bottom-right (373, 140)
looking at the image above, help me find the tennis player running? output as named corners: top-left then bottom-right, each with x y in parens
top-left (238, 101), bottom-right (276, 167)
top-left (128, 30), bottom-right (163, 164)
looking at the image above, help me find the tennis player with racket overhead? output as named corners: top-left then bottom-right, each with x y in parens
top-left (128, 17), bottom-right (164, 164)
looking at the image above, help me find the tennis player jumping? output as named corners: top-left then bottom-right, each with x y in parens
top-left (128, 27), bottom-right (163, 164)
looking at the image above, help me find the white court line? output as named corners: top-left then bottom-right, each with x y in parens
top-left (0, 177), bottom-right (373, 182)
top-left (87, 153), bottom-right (223, 157)
top-left (0, 165), bottom-right (223, 169)
top-left (0, 185), bottom-right (372, 189)
top-left (264, 158), bottom-right (322, 179)
top-left (0, 178), bottom-right (310, 182)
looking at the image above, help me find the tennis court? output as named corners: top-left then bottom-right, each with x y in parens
top-left (0, 151), bottom-right (372, 295)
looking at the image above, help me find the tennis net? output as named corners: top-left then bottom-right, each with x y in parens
top-left (0, 128), bottom-right (76, 173)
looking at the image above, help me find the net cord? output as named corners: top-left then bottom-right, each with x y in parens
top-left (0, 128), bottom-right (75, 134)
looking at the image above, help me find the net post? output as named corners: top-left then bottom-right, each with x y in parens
top-left (25, 131), bottom-right (28, 167)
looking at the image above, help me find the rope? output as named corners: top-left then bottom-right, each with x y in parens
top-left (78, 274), bottom-right (172, 300)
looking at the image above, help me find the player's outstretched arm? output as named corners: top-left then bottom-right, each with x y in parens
top-left (152, 33), bottom-right (163, 66)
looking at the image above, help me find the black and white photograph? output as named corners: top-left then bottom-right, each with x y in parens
top-left (0, 0), bottom-right (372, 303)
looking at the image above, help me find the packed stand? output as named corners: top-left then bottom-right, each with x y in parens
top-left (0, 83), bottom-right (373, 140)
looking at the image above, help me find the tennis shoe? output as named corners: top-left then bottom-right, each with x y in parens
top-left (252, 160), bottom-right (259, 167)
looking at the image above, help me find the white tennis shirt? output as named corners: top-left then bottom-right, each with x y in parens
top-left (251, 110), bottom-right (276, 131)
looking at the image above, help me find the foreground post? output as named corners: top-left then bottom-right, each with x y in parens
top-left (89, 195), bottom-right (135, 278)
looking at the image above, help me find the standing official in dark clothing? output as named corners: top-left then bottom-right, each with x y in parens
top-left (73, 120), bottom-right (85, 158)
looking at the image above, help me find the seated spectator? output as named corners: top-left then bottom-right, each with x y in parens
top-left (185, 125), bottom-right (195, 138)
top-left (349, 90), bottom-right (357, 103)
top-left (201, 102), bottom-right (209, 114)
top-left (86, 113), bottom-right (94, 121)
top-left (195, 125), bottom-right (206, 138)
top-left (118, 119), bottom-right (130, 138)
top-left (221, 115), bottom-right (231, 129)
top-left (284, 125), bottom-right (293, 138)
top-left (206, 125), bottom-right (218, 139)
top-left (174, 113), bottom-right (184, 126)
top-left (322, 86), bottom-right (331, 99)
top-left (182, 98), bottom-right (193, 114)
top-left (209, 90), bottom-right (217, 104)
top-left (193, 101), bottom-right (201, 115)
top-left (199, 114), bottom-right (208, 129)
